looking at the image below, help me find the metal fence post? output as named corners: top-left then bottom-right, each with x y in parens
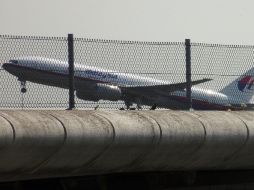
top-left (68, 34), bottom-right (75, 110)
top-left (185, 39), bottom-right (192, 109)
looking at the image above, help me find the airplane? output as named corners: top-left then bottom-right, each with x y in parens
top-left (2, 56), bottom-right (254, 110)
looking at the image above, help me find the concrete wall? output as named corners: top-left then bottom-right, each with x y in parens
top-left (0, 110), bottom-right (253, 181)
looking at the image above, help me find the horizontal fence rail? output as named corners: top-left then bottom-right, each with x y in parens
top-left (0, 34), bottom-right (254, 110)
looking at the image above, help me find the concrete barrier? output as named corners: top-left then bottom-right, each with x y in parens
top-left (0, 110), bottom-right (253, 181)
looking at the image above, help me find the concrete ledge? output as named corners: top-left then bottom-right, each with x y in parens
top-left (0, 110), bottom-right (253, 181)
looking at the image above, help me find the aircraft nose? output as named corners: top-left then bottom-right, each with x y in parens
top-left (2, 63), bottom-right (9, 70)
top-left (1, 63), bottom-right (13, 72)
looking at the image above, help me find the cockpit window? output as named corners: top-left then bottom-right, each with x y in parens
top-left (10, 60), bottom-right (18, 64)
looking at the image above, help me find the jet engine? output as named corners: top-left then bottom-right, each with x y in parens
top-left (76, 83), bottom-right (122, 101)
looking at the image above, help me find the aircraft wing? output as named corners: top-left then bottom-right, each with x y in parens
top-left (120, 78), bottom-right (212, 97)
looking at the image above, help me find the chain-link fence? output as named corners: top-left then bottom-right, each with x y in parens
top-left (0, 34), bottom-right (254, 110)
top-left (191, 43), bottom-right (254, 109)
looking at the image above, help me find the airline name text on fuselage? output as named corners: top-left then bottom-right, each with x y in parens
top-left (84, 69), bottom-right (118, 79)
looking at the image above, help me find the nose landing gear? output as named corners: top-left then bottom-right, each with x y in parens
top-left (21, 87), bottom-right (27, 93)
top-left (19, 80), bottom-right (27, 93)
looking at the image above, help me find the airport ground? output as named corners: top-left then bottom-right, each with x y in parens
top-left (1, 171), bottom-right (254, 190)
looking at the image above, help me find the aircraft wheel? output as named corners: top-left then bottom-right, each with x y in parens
top-left (21, 88), bottom-right (27, 93)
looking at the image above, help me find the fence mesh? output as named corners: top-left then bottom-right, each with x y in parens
top-left (0, 35), bottom-right (254, 109)
top-left (0, 35), bottom-right (68, 108)
top-left (191, 43), bottom-right (254, 105)
top-left (74, 39), bottom-right (185, 108)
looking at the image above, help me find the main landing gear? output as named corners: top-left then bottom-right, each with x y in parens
top-left (150, 104), bottom-right (157, 110)
top-left (119, 100), bottom-right (134, 110)
top-left (120, 97), bottom-right (143, 110)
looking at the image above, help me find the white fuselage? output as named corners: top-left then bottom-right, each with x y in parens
top-left (2, 56), bottom-right (250, 110)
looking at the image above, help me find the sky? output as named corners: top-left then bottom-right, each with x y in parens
top-left (1, 0), bottom-right (254, 45)
top-left (1, 0), bottom-right (254, 108)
